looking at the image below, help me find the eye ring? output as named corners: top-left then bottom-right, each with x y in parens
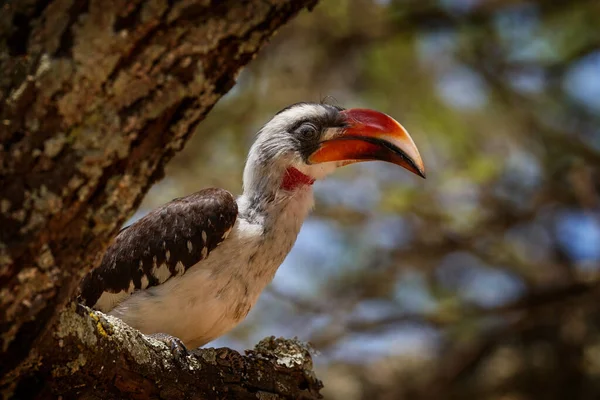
top-left (297, 122), bottom-right (319, 139)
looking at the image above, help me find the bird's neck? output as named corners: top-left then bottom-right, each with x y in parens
top-left (229, 163), bottom-right (316, 297)
top-left (238, 174), bottom-right (315, 228)
top-left (236, 178), bottom-right (315, 279)
top-left (241, 161), bottom-right (316, 223)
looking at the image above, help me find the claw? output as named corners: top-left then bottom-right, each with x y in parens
top-left (149, 332), bottom-right (189, 360)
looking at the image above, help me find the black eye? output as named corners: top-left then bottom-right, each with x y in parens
top-left (296, 123), bottom-right (319, 140)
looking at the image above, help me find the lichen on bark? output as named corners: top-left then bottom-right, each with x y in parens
top-left (36, 305), bottom-right (323, 399)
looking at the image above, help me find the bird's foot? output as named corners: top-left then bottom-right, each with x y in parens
top-left (148, 332), bottom-right (189, 360)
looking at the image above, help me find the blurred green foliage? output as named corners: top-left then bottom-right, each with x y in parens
top-left (141, 0), bottom-right (600, 398)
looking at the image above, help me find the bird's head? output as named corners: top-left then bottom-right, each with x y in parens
top-left (243, 102), bottom-right (425, 197)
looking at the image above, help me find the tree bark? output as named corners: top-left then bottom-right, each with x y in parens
top-left (11, 304), bottom-right (323, 399)
top-left (0, 0), bottom-right (320, 397)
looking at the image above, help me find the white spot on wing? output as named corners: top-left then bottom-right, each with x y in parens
top-left (152, 263), bottom-right (171, 284)
top-left (175, 261), bottom-right (185, 275)
top-left (202, 231), bottom-right (207, 242)
top-left (187, 240), bottom-right (193, 253)
top-left (140, 275), bottom-right (149, 289)
top-left (166, 250), bottom-right (171, 261)
top-left (201, 246), bottom-right (208, 258)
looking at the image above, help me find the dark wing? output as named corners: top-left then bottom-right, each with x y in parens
top-left (78, 188), bottom-right (238, 311)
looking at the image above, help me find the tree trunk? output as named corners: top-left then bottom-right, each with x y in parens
top-left (0, 0), bottom-right (320, 397)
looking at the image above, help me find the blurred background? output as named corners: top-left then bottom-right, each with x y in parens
top-left (136, 0), bottom-right (600, 398)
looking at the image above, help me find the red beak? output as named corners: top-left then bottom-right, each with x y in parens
top-left (308, 108), bottom-right (426, 178)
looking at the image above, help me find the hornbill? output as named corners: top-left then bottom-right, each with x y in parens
top-left (79, 103), bottom-right (425, 349)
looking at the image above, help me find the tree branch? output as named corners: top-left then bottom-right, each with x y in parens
top-left (9, 304), bottom-right (322, 399)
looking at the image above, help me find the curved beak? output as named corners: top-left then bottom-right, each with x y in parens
top-left (308, 108), bottom-right (426, 178)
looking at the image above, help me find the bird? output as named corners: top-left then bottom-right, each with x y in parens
top-left (78, 102), bottom-right (425, 350)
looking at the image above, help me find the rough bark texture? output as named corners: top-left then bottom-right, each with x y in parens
top-left (0, 0), bottom-right (320, 397)
top-left (12, 304), bottom-right (323, 399)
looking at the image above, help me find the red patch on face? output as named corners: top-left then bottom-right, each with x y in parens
top-left (280, 167), bottom-right (315, 191)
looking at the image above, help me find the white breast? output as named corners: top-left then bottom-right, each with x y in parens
top-left (108, 186), bottom-right (314, 348)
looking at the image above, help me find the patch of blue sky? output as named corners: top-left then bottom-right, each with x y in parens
top-left (504, 150), bottom-right (542, 187)
top-left (494, 4), bottom-right (538, 43)
top-left (564, 52), bottom-right (600, 112)
top-left (328, 324), bottom-right (441, 363)
top-left (417, 29), bottom-right (458, 65)
top-left (494, 149), bottom-right (542, 209)
top-left (507, 67), bottom-right (546, 94)
top-left (316, 176), bottom-right (381, 213)
top-left (439, 0), bottom-right (484, 14)
top-left (349, 299), bottom-right (409, 323)
top-left (364, 214), bottom-right (413, 250)
top-left (438, 176), bottom-right (481, 218)
top-left (436, 252), bottom-right (526, 308)
top-left (493, 5), bottom-right (554, 64)
top-left (555, 210), bottom-right (600, 263)
top-left (272, 218), bottom-right (349, 297)
top-left (395, 269), bottom-right (438, 314)
top-left (361, 160), bottom-right (423, 184)
top-left (462, 267), bottom-right (525, 307)
top-left (436, 66), bottom-right (489, 110)
top-left (124, 209), bottom-right (148, 227)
